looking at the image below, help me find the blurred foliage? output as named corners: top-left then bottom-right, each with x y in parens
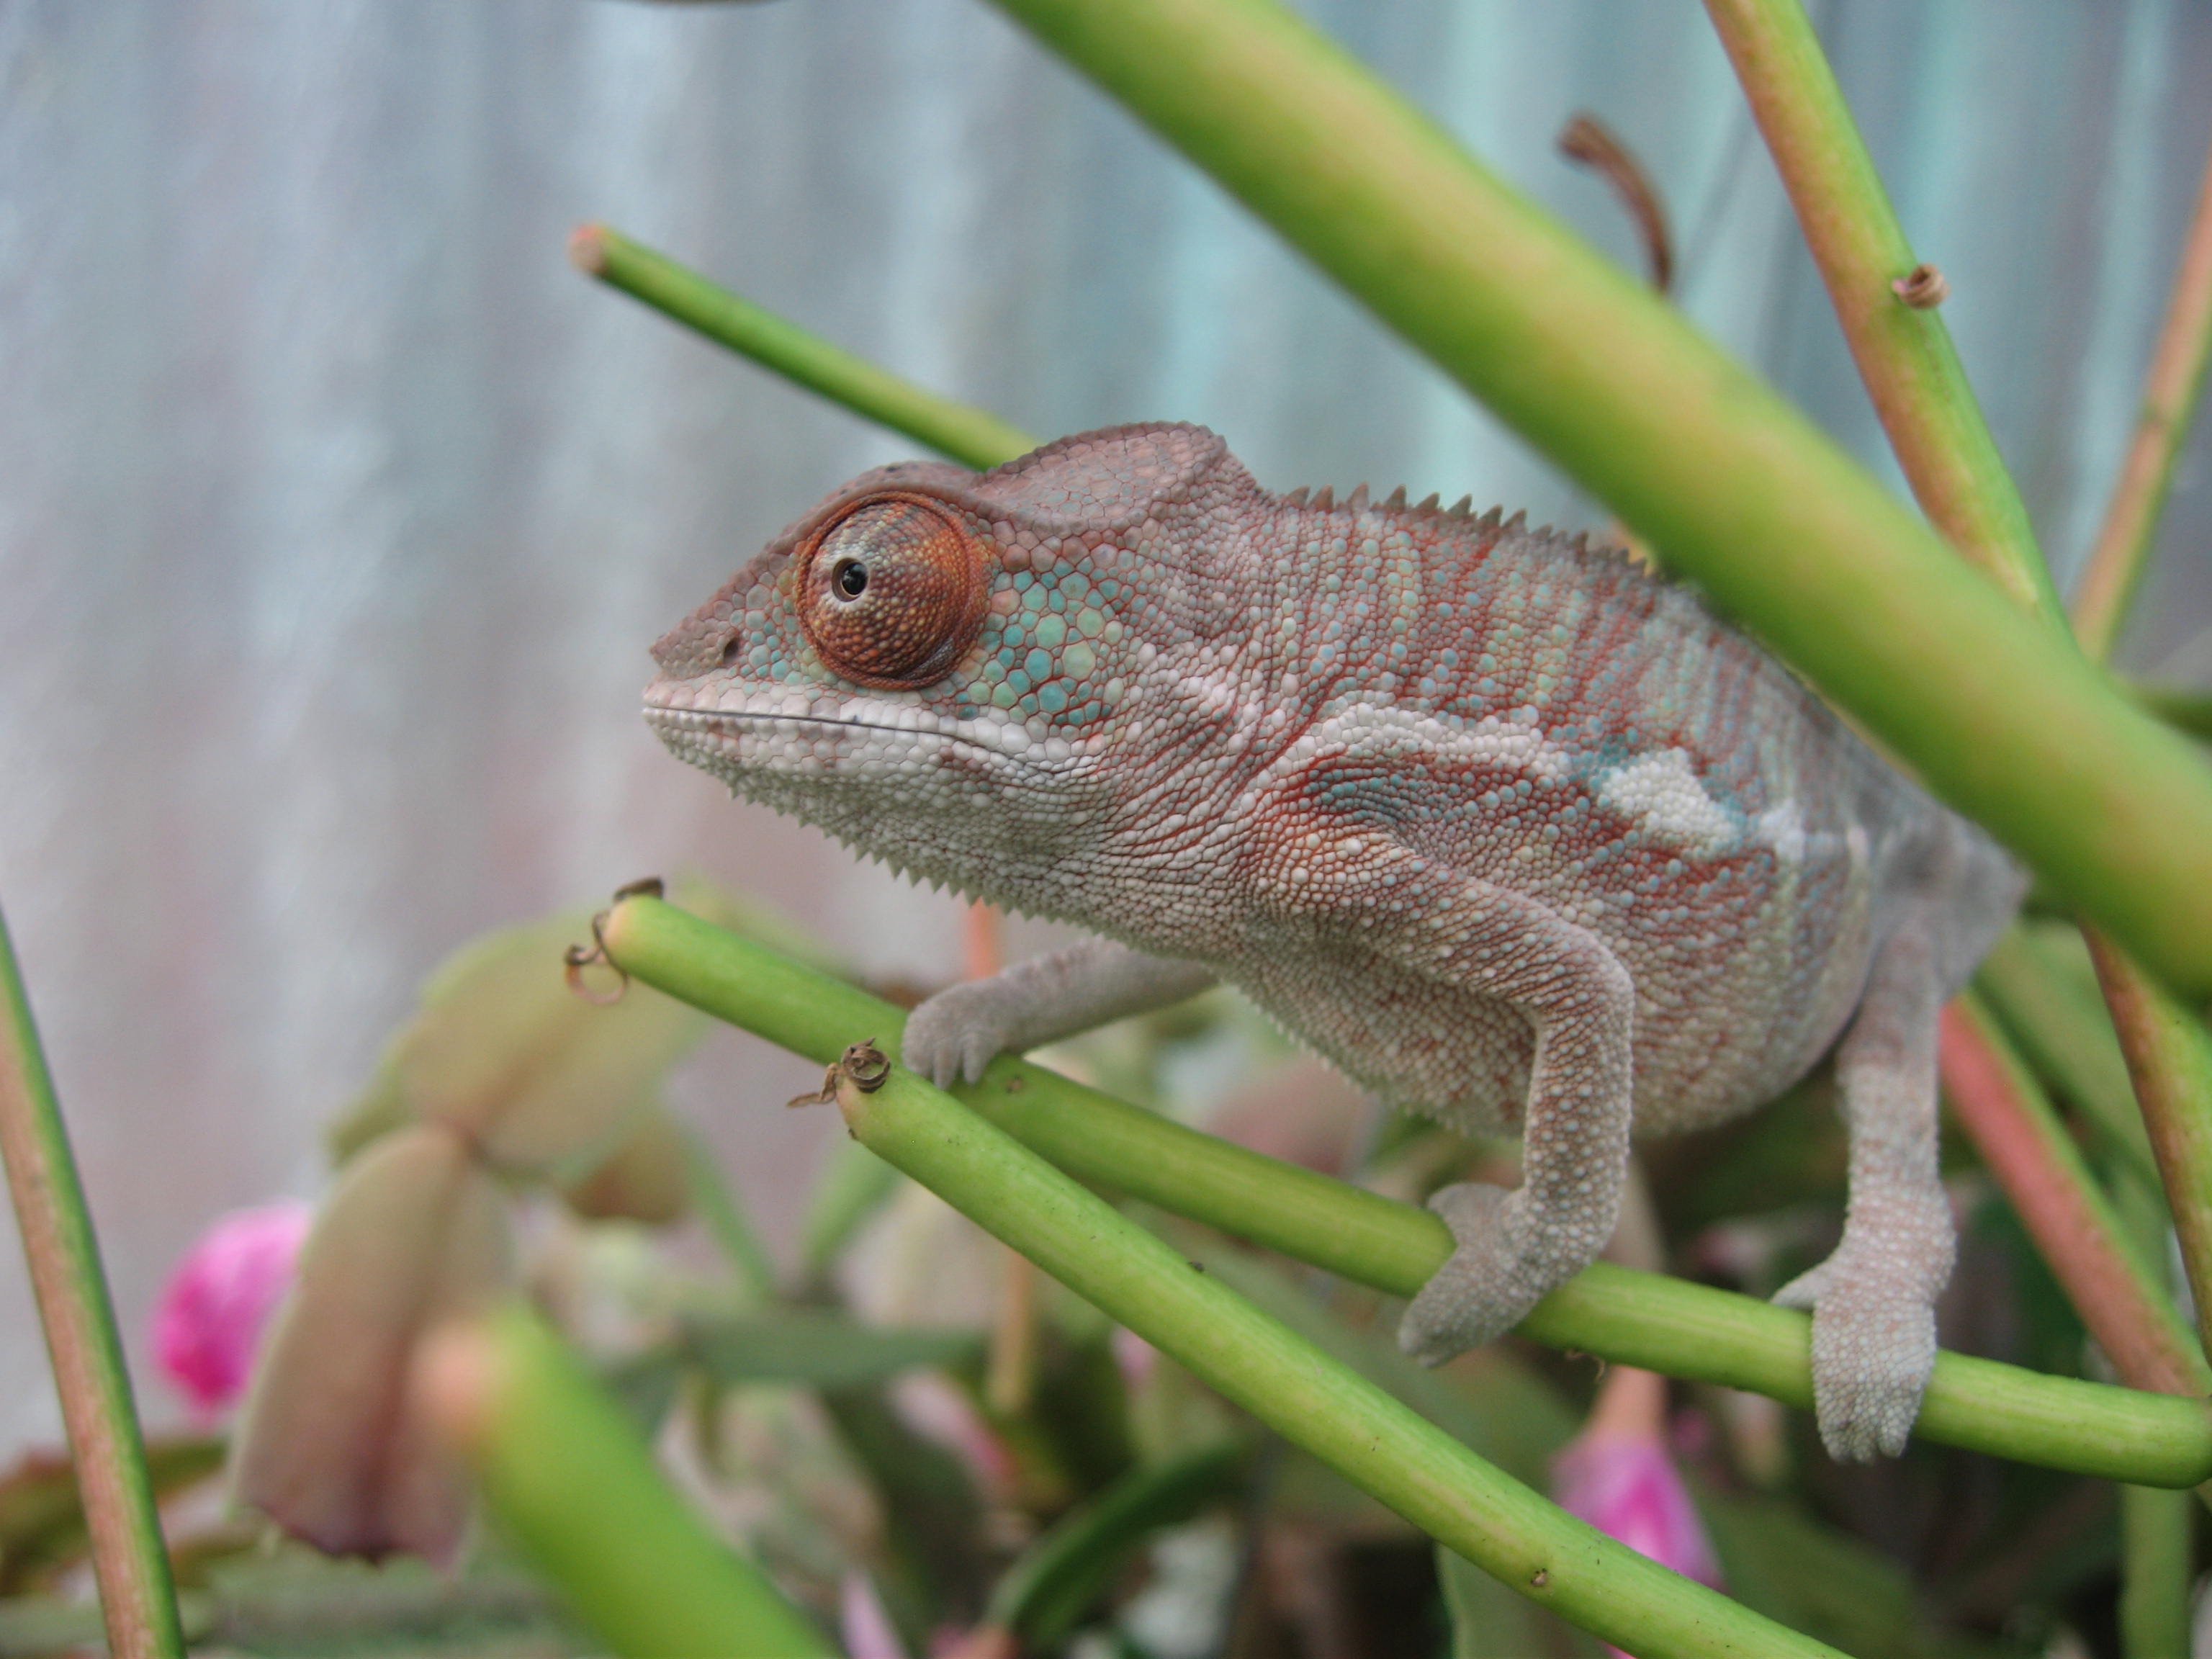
top-left (8, 817), bottom-right (2200, 1659)
top-left (0, 1437), bottom-right (222, 1597)
top-left (8, 890), bottom-right (2195, 1655)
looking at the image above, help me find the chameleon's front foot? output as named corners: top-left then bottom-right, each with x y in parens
top-left (1771, 1241), bottom-right (1946, 1462)
top-left (901, 980), bottom-right (1020, 1087)
top-left (1398, 1182), bottom-right (1579, 1365)
top-left (901, 942), bottom-right (1222, 1089)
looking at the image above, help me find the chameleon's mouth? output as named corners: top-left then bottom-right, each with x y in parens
top-left (641, 690), bottom-right (1041, 765)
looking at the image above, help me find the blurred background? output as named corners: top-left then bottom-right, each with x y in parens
top-left (0, 0), bottom-right (2208, 1461)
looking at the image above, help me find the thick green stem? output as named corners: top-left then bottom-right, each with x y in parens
top-left (1701, 0), bottom-right (2059, 620)
top-left (0, 905), bottom-right (184, 1659)
top-left (597, 896), bottom-right (2212, 1488)
top-left (832, 1060), bottom-right (1845, 1659)
top-left (415, 1305), bottom-right (835, 1658)
top-left (1938, 998), bottom-right (2207, 1398)
top-left (975, 0), bottom-right (2212, 994)
top-left (2074, 132), bottom-right (2212, 662)
top-left (570, 225), bottom-right (1035, 472)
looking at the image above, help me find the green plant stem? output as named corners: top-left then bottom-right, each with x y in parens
top-left (2129, 683), bottom-right (2212, 743)
top-left (677, 1121), bottom-right (778, 1301)
top-left (598, 896), bottom-right (2212, 1488)
top-left (1937, 997), bottom-right (2207, 1398)
top-left (1976, 929), bottom-right (2157, 1186)
top-left (2086, 932), bottom-right (2212, 1368)
top-left (2116, 1166), bottom-right (2198, 1659)
top-left (1708, 0), bottom-right (2212, 1435)
top-left (1700, 0), bottom-right (2059, 620)
top-left (2074, 131), bottom-right (2212, 662)
top-left (2060, 128), bottom-right (2212, 1388)
top-left (983, 1440), bottom-right (1249, 1648)
top-left (570, 225), bottom-right (1035, 471)
top-left (0, 904), bottom-right (185, 1659)
top-left (2120, 1483), bottom-right (2193, 1659)
top-left (832, 1063), bottom-right (1845, 1659)
top-left (975, 0), bottom-right (2212, 995)
top-left (798, 1134), bottom-right (903, 1287)
top-left (417, 1303), bottom-right (835, 1658)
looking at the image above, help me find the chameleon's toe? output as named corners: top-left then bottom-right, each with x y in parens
top-left (1772, 1256), bottom-right (1938, 1462)
top-left (900, 984), bottom-right (1013, 1089)
top-left (1398, 1182), bottom-right (1548, 1367)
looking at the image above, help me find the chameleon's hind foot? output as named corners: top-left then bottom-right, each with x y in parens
top-left (1772, 1246), bottom-right (1941, 1462)
top-left (1398, 1182), bottom-right (1560, 1366)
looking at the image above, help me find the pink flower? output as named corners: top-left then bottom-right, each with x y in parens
top-left (1553, 1366), bottom-right (1722, 1653)
top-left (153, 1200), bottom-right (313, 1420)
top-left (839, 1571), bottom-right (910, 1659)
top-left (1111, 1325), bottom-right (1159, 1391)
top-left (889, 1372), bottom-right (1018, 1502)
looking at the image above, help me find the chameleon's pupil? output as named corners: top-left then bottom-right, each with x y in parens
top-left (836, 560), bottom-right (868, 598)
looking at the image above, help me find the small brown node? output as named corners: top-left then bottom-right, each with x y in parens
top-left (842, 1040), bottom-right (892, 1093)
top-left (1892, 264), bottom-right (1949, 308)
top-left (562, 911), bottom-right (629, 1006)
top-left (1529, 1568), bottom-right (1551, 1589)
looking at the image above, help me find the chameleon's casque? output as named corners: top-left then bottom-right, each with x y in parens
top-left (647, 423), bottom-right (2021, 1461)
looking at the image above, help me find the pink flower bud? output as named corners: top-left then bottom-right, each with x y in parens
top-left (840, 1571), bottom-right (910, 1659)
top-left (1554, 1432), bottom-right (1722, 1588)
top-left (153, 1200), bottom-right (313, 1419)
top-left (1552, 1366), bottom-right (1722, 1659)
top-left (1111, 1325), bottom-right (1159, 1391)
top-left (889, 1372), bottom-right (1017, 1501)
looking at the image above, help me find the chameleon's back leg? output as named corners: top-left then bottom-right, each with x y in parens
top-left (1772, 909), bottom-right (1954, 1461)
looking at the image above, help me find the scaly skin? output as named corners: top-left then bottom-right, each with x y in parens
top-left (646, 424), bottom-right (2021, 1460)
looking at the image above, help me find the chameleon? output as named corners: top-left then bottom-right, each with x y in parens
top-left (644, 423), bottom-right (2021, 1461)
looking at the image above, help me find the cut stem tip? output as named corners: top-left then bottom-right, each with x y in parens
top-left (411, 1318), bottom-right (501, 1452)
top-left (567, 223), bottom-right (611, 278)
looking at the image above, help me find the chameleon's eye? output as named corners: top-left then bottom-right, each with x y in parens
top-left (796, 494), bottom-right (989, 689)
